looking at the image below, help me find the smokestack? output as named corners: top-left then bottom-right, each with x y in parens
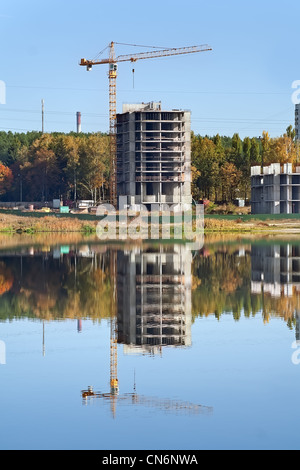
top-left (76, 112), bottom-right (82, 133)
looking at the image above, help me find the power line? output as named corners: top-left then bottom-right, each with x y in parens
top-left (5, 84), bottom-right (292, 96)
top-left (0, 107), bottom-right (109, 117)
top-left (0, 110), bottom-right (293, 125)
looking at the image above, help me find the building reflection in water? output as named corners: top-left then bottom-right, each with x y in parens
top-left (117, 244), bottom-right (192, 356)
top-left (251, 243), bottom-right (300, 340)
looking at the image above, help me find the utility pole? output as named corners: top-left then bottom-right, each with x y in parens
top-left (42, 99), bottom-right (45, 134)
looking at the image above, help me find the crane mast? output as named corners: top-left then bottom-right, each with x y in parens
top-left (109, 248), bottom-right (118, 418)
top-left (108, 43), bottom-right (117, 207)
top-left (79, 41), bottom-right (212, 207)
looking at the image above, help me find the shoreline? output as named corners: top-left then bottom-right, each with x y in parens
top-left (0, 210), bottom-right (299, 235)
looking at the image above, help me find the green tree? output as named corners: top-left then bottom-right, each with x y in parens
top-left (240, 137), bottom-right (252, 200)
top-left (286, 125), bottom-right (296, 141)
top-left (231, 133), bottom-right (243, 168)
top-left (250, 138), bottom-right (261, 165)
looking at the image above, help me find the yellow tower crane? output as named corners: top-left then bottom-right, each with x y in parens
top-left (79, 42), bottom-right (212, 206)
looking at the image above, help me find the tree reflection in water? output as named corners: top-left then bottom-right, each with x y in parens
top-left (0, 241), bottom-right (299, 336)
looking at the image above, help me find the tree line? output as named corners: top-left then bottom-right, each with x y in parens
top-left (0, 126), bottom-right (297, 204)
top-left (0, 245), bottom-right (297, 329)
top-left (191, 125), bottom-right (298, 204)
top-left (0, 131), bottom-right (110, 203)
top-left (0, 252), bottom-right (113, 321)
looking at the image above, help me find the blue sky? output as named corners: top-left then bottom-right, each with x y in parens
top-left (0, 0), bottom-right (299, 138)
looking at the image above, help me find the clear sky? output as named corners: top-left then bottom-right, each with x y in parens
top-left (0, 0), bottom-right (299, 138)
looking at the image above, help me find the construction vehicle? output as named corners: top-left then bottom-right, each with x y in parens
top-left (79, 42), bottom-right (212, 207)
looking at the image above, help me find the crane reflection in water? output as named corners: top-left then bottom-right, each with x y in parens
top-left (81, 244), bottom-right (213, 417)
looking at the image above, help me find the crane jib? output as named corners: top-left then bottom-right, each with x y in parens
top-left (80, 44), bottom-right (212, 67)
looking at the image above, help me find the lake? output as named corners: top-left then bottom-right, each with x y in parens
top-left (0, 234), bottom-right (300, 450)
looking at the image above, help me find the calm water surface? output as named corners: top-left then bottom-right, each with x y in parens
top-left (0, 236), bottom-right (300, 450)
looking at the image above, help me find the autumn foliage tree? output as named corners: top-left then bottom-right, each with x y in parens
top-left (0, 163), bottom-right (13, 196)
top-left (220, 162), bottom-right (242, 203)
top-left (261, 130), bottom-right (298, 166)
top-left (0, 132), bottom-right (111, 203)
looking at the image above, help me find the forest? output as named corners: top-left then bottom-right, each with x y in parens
top-left (0, 126), bottom-right (297, 204)
top-left (0, 131), bottom-right (110, 204)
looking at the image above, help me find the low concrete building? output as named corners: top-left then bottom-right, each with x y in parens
top-left (251, 163), bottom-right (300, 214)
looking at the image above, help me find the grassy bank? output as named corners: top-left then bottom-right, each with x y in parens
top-left (0, 209), bottom-right (299, 235)
top-left (0, 212), bottom-right (98, 234)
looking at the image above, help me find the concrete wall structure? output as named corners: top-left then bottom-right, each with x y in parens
top-left (116, 102), bottom-right (192, 211)
top-left (251, 164), bottom-right (300, 214)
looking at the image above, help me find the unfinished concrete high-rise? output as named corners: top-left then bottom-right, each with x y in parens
top-left (116, 102), bottom-right (192, 211)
